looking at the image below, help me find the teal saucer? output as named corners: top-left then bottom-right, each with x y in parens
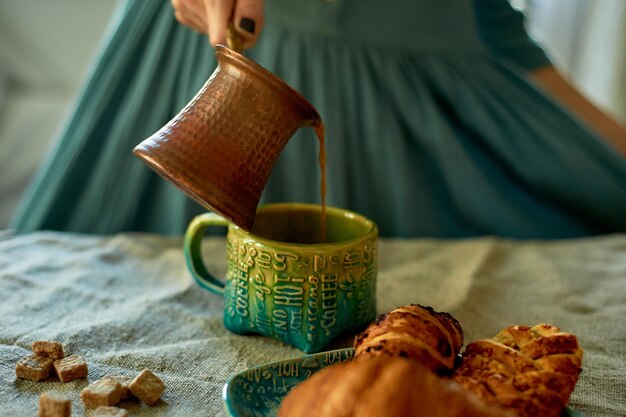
top-left (223, 348), bottom-right (584, 417)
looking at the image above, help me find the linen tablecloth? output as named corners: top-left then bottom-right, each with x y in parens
top-left (0, 231), bottom-right (624, 416)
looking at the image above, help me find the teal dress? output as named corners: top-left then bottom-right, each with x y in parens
top-left (10, 0), bottom-right (626, 238)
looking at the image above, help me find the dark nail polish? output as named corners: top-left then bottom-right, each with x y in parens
top-left (239, 17), bottom-right (256, 34)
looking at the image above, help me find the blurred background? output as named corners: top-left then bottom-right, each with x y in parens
top-left (0, 0), bottom-right (118, 228)
top-left (0, 0), bottom-right (625, 229)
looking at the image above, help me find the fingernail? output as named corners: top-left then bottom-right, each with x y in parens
top-left (239, 17), bottom-right (256, 34)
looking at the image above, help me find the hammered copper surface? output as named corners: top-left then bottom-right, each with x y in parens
top-left (133, 46), bottom-right (321, 231)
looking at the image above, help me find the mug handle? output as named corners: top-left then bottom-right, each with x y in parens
top-left (184, 212), bottom-right (228, 296)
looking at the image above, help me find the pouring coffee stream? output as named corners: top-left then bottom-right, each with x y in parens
top-left (133, 35), bottom-right (327, 239)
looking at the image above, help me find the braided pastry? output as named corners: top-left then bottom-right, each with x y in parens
top-left (453, 324), bottom-right (583, 417)
top-left (353, 304), bottom-right (464, 373)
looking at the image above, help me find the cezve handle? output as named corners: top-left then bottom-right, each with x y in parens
top-left (226, 21), bottom-right (245, 53)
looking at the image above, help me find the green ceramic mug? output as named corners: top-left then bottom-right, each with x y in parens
top-left (184, 203), bottom-right (378, 353)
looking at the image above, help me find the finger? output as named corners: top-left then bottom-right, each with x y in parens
top-left (172, 0), bottom-right (209, 34)
top-left (205, 0), bottom-right (235, 47)
top-left (233, 0), bottom-right (265, 47)
top-left (175, 10), bottom-right (208, 33)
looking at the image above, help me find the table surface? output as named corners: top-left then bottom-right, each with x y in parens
top-left (0, 231), bottom-right (624, 416)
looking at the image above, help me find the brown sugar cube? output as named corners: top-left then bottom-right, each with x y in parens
top-left (129, 369), bottom-right (165, 405)
top-left (16, 354), bottom-right (53, 381)
top-left (32, 341), bottom-right (65, 360)
top-left (38, 392), bottom-right (71, 417)
top-left (53, 354), bottom-right (88, 382)
top-left (80, 379), bottom-right (122, 409)
top-left (103, 374), bottom-right (133, 400)
top-left (93, 406), bottom-right (128, 417)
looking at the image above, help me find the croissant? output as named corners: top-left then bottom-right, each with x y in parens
top-left (278, 357), bottom-right (515, 417)
top-left (453, 324), bottom-right (583, 417)
top-left (353, 304), bottom-right (464, 373)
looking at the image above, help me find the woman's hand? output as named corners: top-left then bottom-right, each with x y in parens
top-left (171, 0), bottom-right (265, 48)
top-left (532, 65), bottom-right (626, 159)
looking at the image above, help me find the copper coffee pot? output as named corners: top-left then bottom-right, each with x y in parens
top-left (133, 34), bottom-right (321, 232)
